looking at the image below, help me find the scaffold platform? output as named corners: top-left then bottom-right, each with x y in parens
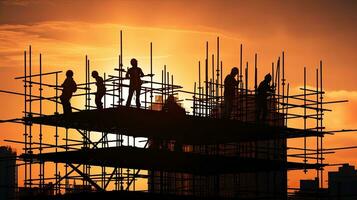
top-left (21, 146), bottom-right (323, 175)
top-left (26, 106), bottom-right (323, 144)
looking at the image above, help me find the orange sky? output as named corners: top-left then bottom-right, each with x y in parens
top-left (0, 0), bottom-right (357, 190)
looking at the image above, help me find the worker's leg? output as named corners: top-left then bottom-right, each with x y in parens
top-left (60, 95), bottom-right (65, 113)
top-left (262, 100), bottom-right (268, 123)
top-left (95, 93), bottom-right (103, 109)
top-left (126, 88), bottom-right (134, 107)
top-left (67, 100), bottom-right (72, 113)
top-left (223, 96), bottom-right (232, 119)
top-left (256, 98), bottom-right (263, 122)
top-left (135, 87), bottom-right (141, 108)
top-left (227, 97), bottom-right (233, 118)
top-left (256, 105), bottom-right (261, 122)
top-left (60, 95), bottom-right (70, 114)
top-left (223, 97), bottom-right (228, 118)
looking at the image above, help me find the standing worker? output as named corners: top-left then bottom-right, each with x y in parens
top-left (60, 70), bottom-right (77, 114)
top-left (91, 70), bottom-right (106, 109)
top-left (256, 73), bottom-right (274, 122)
top-left (223, 67), bottom-right (239, 119)
top-left (126, 58), bottom-right (144, 108)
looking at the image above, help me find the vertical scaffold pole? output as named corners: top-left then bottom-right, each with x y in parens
top-left (29, 45), bottom-right (32, 188)
top-left (245, 62), bottom-right (248, 122)
top-left (193, 82), bottom-right (196, 116)
top-left (277, 57), bottom-right (280, 125)
top-left (205, 42), bottom-right (208, 117)
top-left (271, 62), bottom-right (274, 124)
top-left (167, 71), bottom-right (170, 99)
top-left (171, 75), bottom-right (174, 96)
top-left (161, 70), bottom-right (164, 107)
top-left (216, 37), bottom-right (220, 105)
top-left (102, 73), bottom-right (107, 187)
top-left (85, 55), bottom-right (88, 109)
top-left (23, 50), bottom-right (28, 188)
top-left (198, 61), bottom-right (201, 116)
top-left (220, 61), bottom-right (223, 118)
top-left (316, 68), bottom-right (319, 183)
top-left (87, 58), bottom-right (91, 185)
top-left (150, 42), bottom-right (153, 109)
top-left (55, 72), bottom-right (59, 193)
top-left (211, 54), bottom-right (214, 116)
top-left (239, 44), bottom-right (243, 120)
top-left (254, 53), bottom-right (257, 91)
top-left (120, 30), bottom-right (123, 105)
top-left (319, 61), bottom-right (323, 188)
top-left (304, 67), bottom-right (307, 172)
top-left (39, 53), bottom-right (44, 189)
top-left (282, 52), bottom-right (286, 125)
top-left (164, 65), bottom-right (167, 102)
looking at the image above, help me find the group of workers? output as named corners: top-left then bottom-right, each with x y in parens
top-left (59, 58), bottom-right (273, 122)
top-left (60, 58), bottom-right (144, 114)
top-left (223, 67), bottom-right (274, 122)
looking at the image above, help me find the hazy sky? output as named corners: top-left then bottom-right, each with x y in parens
top-left (0, 0), bottom-right (357, 189)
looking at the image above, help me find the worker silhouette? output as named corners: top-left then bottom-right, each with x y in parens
top-left (60, 70), bottom-right (77, 114)
top-left (256, 73), bottom-right (274, 122)
top-left (91, 70), bottom-right (106, 109)
top-left (162, 95), bottom-right (186, 116)
top-left (126, 58), bottom-right (144, 108)
top-left (223, 67), bottom-right (239, 119)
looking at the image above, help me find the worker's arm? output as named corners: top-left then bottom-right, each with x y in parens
top-left (125, 69), bottom-right (130, 79)
top-left (269, 84), bottom-right (276, 93)
top-left (61, 79), bottom-right (67, 87)
top-left (235, 79), bottom-right (241, 87)
top-left (140, 68), bottom-right (144, 77)
top-left (72, 81), bottom-right (77, 93)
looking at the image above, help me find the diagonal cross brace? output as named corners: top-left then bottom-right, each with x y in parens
top-left (68, 163), bottom-right (105, 192)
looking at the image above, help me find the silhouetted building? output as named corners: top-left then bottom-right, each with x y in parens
top-left (328, 164), bottom-right (357, 200)
top-left (300, 178), bottom-right (319, 192)
top-left (291, 178), bottom-right (328, 200)
top-left (0, 146), bottom-right (17, 200)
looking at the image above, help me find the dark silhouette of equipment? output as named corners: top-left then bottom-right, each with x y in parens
top-left (60, 70), bottom-right (77, 114)
top-left (126, 58), bottom-right (144, 108)
top-left (91, 70), bottom-right (106, 109)
top-left (256, 73), bottom-right (274, 122)
top-left (162, 95), bottom-right (186, 116)
top-left (223, 67), bottom-right (239, 119)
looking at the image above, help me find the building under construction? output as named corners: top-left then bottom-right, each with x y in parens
top-left (1, 31), bottom-right (354, 200)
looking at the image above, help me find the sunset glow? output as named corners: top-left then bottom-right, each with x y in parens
top-left (1, 0), bottom-right (357, 192)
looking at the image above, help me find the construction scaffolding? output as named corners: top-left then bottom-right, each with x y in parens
top-left (0, 31), bottom-right (355, 199)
